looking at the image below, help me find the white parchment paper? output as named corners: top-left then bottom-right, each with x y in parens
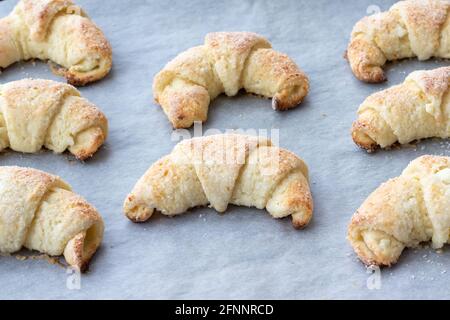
top-left (0, 0), bottom-right (449, 299)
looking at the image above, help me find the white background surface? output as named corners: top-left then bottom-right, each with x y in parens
top-left (1, 0), bottom-right (449, 299)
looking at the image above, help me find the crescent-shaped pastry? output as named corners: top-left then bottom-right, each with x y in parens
top-left (347, 0), bottom-right (450, 82)
top-left (0, 78), bottom-right (108, 160)
top-left (153, 32), bottom-right (309, 128)
top-left (0, 0), bottom-right (112, 85)
top-left (348, 155), bottom-right (450, 266)
top-left (124, 134), bottom-right (313, 228)
top-left (352, 67), bottom-right (450, 151)
top-left (0, 166), bottom-right (104, 271)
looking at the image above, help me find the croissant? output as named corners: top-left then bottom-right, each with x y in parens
top-left (352, 66), bottom-right (450, 151)
top-left (153, 32), bottom-right (309, 128)
top-left (0, 166), bottom-right (104, 271)
top-left (124, 134), bottom-right (313, 228)
top-left (346, 0), bottom-right (450, 83)
top-left (0, 78), bottom-right (108, 160)
top-left (348, 155), bottom-right (450, 266)
top-left (0, 0), bottom-right (112, 86)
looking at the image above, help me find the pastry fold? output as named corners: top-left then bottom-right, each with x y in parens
top-left (0, 0), bottom-right (112, 85)
top-left (124, 134), bottom-right (313, 228)
top-left (348, 155), bottom-right (450, 266)
top-left (352, 67), bottom-right (450, 151)
top-left (0, 166), bottom-right (104, 271)
top-left (347, 0), bottom-right (450, 82)
top-left (153, 32), bottom-right (309, 128)
top-left (0, 78), bottom-right (108, 160)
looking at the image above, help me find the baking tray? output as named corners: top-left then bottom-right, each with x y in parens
top-left (1, 0), bottom-right (449, 299)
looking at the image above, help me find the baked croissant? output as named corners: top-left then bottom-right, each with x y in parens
top-left (153, 32), bottom-right (309, 128)
top-left (0, 166), bottom-right (104, 271)
top-left (0, 78), bottom-right (108, 160)
top-left (347, 0), bottom-right (450, 83)
top-left (348, 155), bottom-right (450, 266)
top-left (0, 0), bottom-right (112, 86)
top-left (352, 66), bottom-right (450, 151)
top-left (124, 134), bottom-right (313, 228)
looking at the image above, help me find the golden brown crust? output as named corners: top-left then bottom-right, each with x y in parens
top-left (408, 65), bottom-right (450, 96)
top-left (70, 127), bottom-right (107, 160)
top-left (20, 0), bottom-right (80, 41)
top-left (64, 232), bottom-right (89, 271)
top-left (63, 221), bottom-right (103, 272)
top-left (0, 0), bottom-right (112, 85)
top-left (351, 67), bottom-right (450, 151)
top-left (0, 166), bottom-right (104, 272)
top-left (347, 0), bottom-right (450, 83)
top-left (346, 38), bottom-right (387, 83)
top-left (124, 134), bottom-right (313, 229)
top-left (205, 32), bottom-right (270, 55)
top-left (348, 178), bottom-right (409, 266)
top-left (351, 119), bottom-right (380, 152)
top-left (243, 48), bottom-right (309, 111)
top-left (348, 155), bottom-right (450, 267)
top-left (159, 81), bottom-right (210, 129)
top-left (153, 32), bottom-right (309, 128)
top-left (279, 173), bottom-right (313, 229)
top-left (59, 16), bottom-right (112, 86)
top-left (123, 194), bottom-right (155, 222)
top-left (0, 78), bottom-right (108, 159)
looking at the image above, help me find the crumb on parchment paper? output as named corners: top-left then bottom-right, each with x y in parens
top-left (13, 253), bottom-right (66, 269)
